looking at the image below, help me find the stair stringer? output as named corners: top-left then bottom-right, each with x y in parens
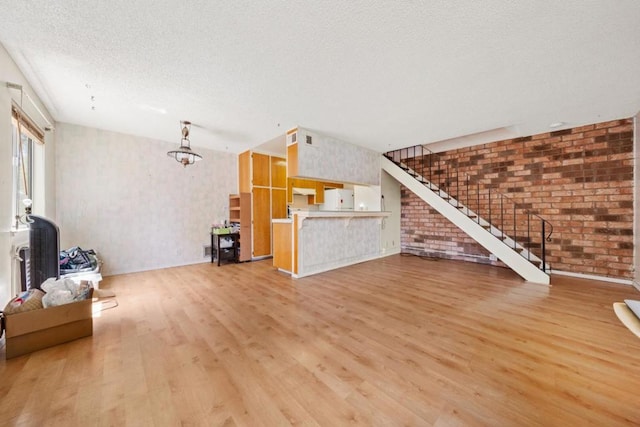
top-left (382, 156), bottom-right (550, 285)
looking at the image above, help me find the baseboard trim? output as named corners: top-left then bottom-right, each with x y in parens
top-left (551, 269), bottom-right (633, 286)
top-left (294, 250), bottom-right (397, 279)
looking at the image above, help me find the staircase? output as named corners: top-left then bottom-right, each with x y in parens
top-left (383, 145), bottom-right (553, 285)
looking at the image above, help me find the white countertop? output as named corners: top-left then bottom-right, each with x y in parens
top-left (273, 211), bottom-right (391, 224)
top-left (295, 210), bottom-right (391, 218)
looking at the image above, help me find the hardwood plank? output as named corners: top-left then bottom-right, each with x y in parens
top-left (1, 255), bottom-right (640, 426)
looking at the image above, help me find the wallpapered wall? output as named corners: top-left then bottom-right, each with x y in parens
top-left (296, 127), bottom-right (380, 185)
top-left (298, 216), bottom-right (383, 276)
top-left (55, 123), bottom-right (237, 276)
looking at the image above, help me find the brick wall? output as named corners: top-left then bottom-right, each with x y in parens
top-left (401, 118), bottom-right (634, 280)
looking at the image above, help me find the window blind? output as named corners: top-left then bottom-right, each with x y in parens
top-left (11, 104), bottom-right (44, 143)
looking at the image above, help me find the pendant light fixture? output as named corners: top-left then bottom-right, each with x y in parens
top-left (167, 120), bottom-right (202, 167)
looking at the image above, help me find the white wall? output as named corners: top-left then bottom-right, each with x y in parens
top-left (0, 76), bottom-right (15, 306)
top-left (55, 123), bottom-right (237, 276)
top-left (381, 170), bottom-right (401, 254)
top-left (0, 43), bottom-right (55, 305)
top-left (354, 185), bottom-right (381, 211)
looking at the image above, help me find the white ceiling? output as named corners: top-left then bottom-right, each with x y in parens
top-left (1, 1), bottom-right (639, 155)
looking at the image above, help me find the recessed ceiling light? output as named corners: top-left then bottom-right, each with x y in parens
top-left (549, 122), bottom-right (565, 128)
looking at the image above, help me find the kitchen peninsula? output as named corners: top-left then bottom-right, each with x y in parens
top-left (273, 210), bottom-right (390, 278)
top-left (267, 125), bottom-right (398, 277)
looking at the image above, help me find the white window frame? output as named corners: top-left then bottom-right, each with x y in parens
top-left (11, 108), bottom-right (44, 231)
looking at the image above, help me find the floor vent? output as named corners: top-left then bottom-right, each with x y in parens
top-left (203, 245), bottom-right (212, 258)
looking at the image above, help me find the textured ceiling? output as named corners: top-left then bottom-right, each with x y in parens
top-left (1, 1), bottom-right (639, 155)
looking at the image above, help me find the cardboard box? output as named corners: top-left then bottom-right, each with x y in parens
top-left (4, 289), bottom-right (93, 359)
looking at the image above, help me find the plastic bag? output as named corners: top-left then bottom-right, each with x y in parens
top-left (41, 278), bottom-right (82, 308)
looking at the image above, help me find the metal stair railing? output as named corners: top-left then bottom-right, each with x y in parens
top-left (384, 144), bottom-right (553, 272)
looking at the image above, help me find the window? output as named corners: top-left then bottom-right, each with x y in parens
top-left (12, 106), bottom-right (44, 230)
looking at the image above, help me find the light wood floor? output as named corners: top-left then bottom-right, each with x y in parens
top-left (2, 255), bottom-right (640, 426)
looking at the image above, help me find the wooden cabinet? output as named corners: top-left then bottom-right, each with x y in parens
top-left (238, 150), bottom-right (287, 259)
top-left (273, 222), bottom-right (292, 272)
top-left (252, 187), bottom-right (271, 257)
top-left (252, 153), bottom-right (270, 187)
top-left (315, 181), bottom-right (327, 204)
top-left (287, 141), bottom-right (298, 177)
top-left (239, 151), bottom-right (251, 193)
top-left (286, 177), bottom-right (344, 204)
top-left (271, 189), bottom-right (287, 219)
top-left (271, 156), bottom-right (287, 188)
